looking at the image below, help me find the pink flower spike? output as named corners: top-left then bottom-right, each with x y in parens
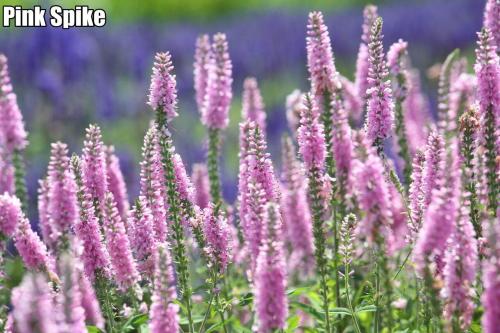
top-left (14, 217), bottom-right (52, 272)
top-left (364, 17), bottom-right (394, 146)
top-left (103, 191), bottom-right (139, 291)
top-left (173, 153), bottom-right (195, 204)
top-left (202, 204), bottom-right (232, 272)
top-left (483, 0), bottom-right (500, 51)
top-left (194, 34), bottom-right (212, 112)
top-left (0, 192), bottom-right (21, 238)
top-left (58, 254), bottom-right (87, 333)
top-left (191, 163), bottom-right (211, 209)
top-left (355, 5), bottom-right (379, 100)
top-left (297, 94), bottom-right (326, 171)
top-left (148, 52), bottom-right (178, 121)
top-left (254, 203), bottom-right (288, 332)
top-left (0, 54), bottom-right (28, 153)
top-left (242, 77), bottom-right (266, 132)
top-left (421, 131), bottom-right (445, 210)
top-left (0, 149), bottom-right (14, 194)
top-left (306, 11), bottom-right (338, 97)
top-left (201, 33), bottom-right (233, 129)
top-left (129, 198), bottom-right (157, 278)
top-left (149, 242), bottom-right (179, 333)
top-left (106, 145), bottom-right (130, 218)
top-left (285, 89), bottom-right (303, 134)
top-left (82, 125), bottom-right (108, 211)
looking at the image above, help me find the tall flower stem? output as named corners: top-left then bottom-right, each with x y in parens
top-left (12, 149), bottom-right (27, 212)
top-left (96, 274), bottom-right (115, 333)
top-left (155, 111), bottom-right (195, 333)
top-left (308, 167), bottom-right (331, 333)
top-left (208, 128), bottom-right (223, 214)
top-left (394, 97), bottom-right (411, 189)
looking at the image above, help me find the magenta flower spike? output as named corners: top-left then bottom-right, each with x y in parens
top-left (421, 131), bottom-right (445, 210)
top-left (76, 264), bottom-right (104, 329)
top-left (58, 254), bottom-right (87, 333)
top-left (365, 18), bottom-right (394, 149)
top-left (103, 191), bottom-right (139, 291)
top-left (0, 149), bottom-right (14, 194)
top-left (352, 154), bottom-right (392, 244)
top-left (37, 178), bottom-right (56, 249)
top-left (11, 273), bottom-right (60, 333)
top-left (140, 126), bottom-right (168, 241)
top-left (191, 163), bottom-right (211, 209)
top-left (243, 180), bottom-right (267, 274)
top-left (297, 94), bottom-right (326, 171)
top-left (414, 144), bottom-right (461, 274)
top-left (148, 52), bottom-right (178, 121)
top-left (254, 203), bottom-right (288, 332)
top-left (106, 145), bottom-right (130, 218)
top-left (0, 192), bottom-right (21, 238)
top-left (442, 205), bottom-right (478, 330)
top-left (14, 217), bottom-right (52, 272)
top-left (482, 227), bottom-right (500, 333)
top-left (281, 137), bottom-right (314, 274)
top-left (194, 34), bottom-right (212, 112)
top-left (0, 54), bottom-right (28, 153)
top-left (330, 95), bottom-right (354, 190)
top-left (339, 76), bottom-right (363, 123)
top-left (47, 142), bottom-right (78, 245)
top-left (475, 28), bottom-right (499, 215)
top-left (285, 89), bottom-right (303, 134)
top-left (201, 33), bottom-right (233, 129)
top-left (149, 242), bottom-right (179, 333)
top-left (483, 0), bottom-right (500, 51)
top-left (407, 150), bottom-right (425, 242)
top-left (202, 204), bottom-right (232, 272)
top-left (355, 5), bottom-right (379, 100)
top-left (71, 155), bottom-right (111, 281)
top-left (129, 198), bottom-right (157, 277)
top-left (82, 125), bottom-right (108, 212)
top-left (306, 11), bottom-right (338, 98)
top-left (242, 77), bottom-right (266, 133)
top-left (173, 153), bottom-right (195, 204)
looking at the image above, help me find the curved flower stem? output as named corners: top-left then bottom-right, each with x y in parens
top-left (344, 262), bottom-right (362, 333)
top-left (12, 149), bottom-right (28, 213)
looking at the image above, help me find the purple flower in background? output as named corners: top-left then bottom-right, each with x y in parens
top-left (340, 76), bottom-right (362, 123)
top-left (106, 145), bottom-right (130, 219)
top-left (404, 70), bottom-right (431, 153)
top-left (194, 34), bottom-right (212, 112)
top-left (365, 18), bottom-right (394, 147)
top-left (103, 191), bottom-right (139, 291)
top-left (0, 54), bottom-right (27, 153)
top-left (0, 192), bottom-right (21, 238)
top-left (306, 11), bottom-right (338, 98)
top-left (483, 0), bottom-right (500, 50)
top-left (11, 273), bottom-right (60, 333)
top-left (254, 203), bottom-right (288, 333)
top-left (47, 142), bottom-right (78, 243)
top-left (191, 163), bottom-right (211, 209)
top-left (242, 77), bottom-right (267, 133)
top-left (297, 94), bottom-right (326, 171)
top-left (201, 33), bottom-right (233, 129)
top-left (149, 242), bottom-right (179, 333)
top-left (202, 204), bottom-right (232, 272)
top-left (148, 52), bottom-right (178, 121)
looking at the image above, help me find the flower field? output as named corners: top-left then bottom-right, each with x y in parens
top-left (0, 0), bottom-right (498, 332)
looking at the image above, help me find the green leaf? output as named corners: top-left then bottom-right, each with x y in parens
top-left (326, 307), bottom-right (352, 316)
top-left (238, 292), bottom-right (253, 306)
top-left (179, 315), bottom-right (204, 325)
top-left (291, 301), bottom-right (323, 321)
top-left (86, 326), bottom-right (103, 333)
top-left (355, 305), bottom-right (377, 313)
top-left (285, 315), bottom-right (301, 332)
top-left (120, 313), bottom-right (149, 332)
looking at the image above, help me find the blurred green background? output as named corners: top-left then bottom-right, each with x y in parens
top-left (0, 0), bottom-right (484, 220)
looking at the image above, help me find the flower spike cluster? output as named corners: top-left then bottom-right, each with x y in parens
top-left (82, 125), bottom-right (108, 213)
top-left (202, 33), bottom-right (233, 129)
top-left (194, 34), bottom-right (212, 112)
top-left (202, 204), bottom-right (232, 272)
top-left (242, 77), bottom-right (266, 132)
top-left (149, 52), bottom-right (178, 121)
top-left (297, 94), bottom-right (326, 171)
top-left (483, 0), bottom-right (500, 51)
top-left (191, 163), bottom-right (211, 209)
top-left (129, 198), bottom-right (157, 277)
top-left (0, 193), bottom-right (21, 238)
top-left (106, 146), bottom-right (130, 219)
top-left (355, 5), bottom-right (379, 99)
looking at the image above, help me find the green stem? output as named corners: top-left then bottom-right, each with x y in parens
top-left (207, 128), bottom-right (223, 214)
top-left (96, 275), bottom-right (115, 333)
top-left (344, 262), bottom-right (362, 333)
top-left (394, 96), bottom-right (412, 189)
top-left (12, 149), bottom-right (28, 213)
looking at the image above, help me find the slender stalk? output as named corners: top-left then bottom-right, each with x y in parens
top-left (96, 274), bottom-right (115, 333)
top-left (394, 97), bottom-right (412, 189)
top-left (344, 261), bottom-right (362, 333)
top-left (207, 128), bottom-right (223, 214)
top-left (12, 149), bottom-right (28, 213)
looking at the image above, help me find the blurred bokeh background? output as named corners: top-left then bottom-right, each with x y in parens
top-left (0, 0), bottom-right (485, 218)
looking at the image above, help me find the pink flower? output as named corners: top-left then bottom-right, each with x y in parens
top-left (14, 217), bottom-right (52, 272)
top-left (140, 126), bottom-right (168, 241)
top-left (202, 204), bottom-right (232, 272)
top-left (71, 155), bottom-right (111, 281)
top-left (442, 205), bottom-right (478, 330)
top-left (173, 153), bottom-right (195, 204)
top-left (482, 255), bottom-right (500, 333)
top-left (106, 145), bottom-right (130, 218)
top-left (355, 5), bottom-right (379, 100)
top-left (280, 137), bottom-right (314, 274)
top-left (194, 34), bottom-right (212, 111)
top-left (0, 149), bottom-right (14, 194)
top-left (191, 163), bottom-right (211, 209)
top-left (82, 125), bottom-right (108, 212)
top-left (148, 52), bottom-right (178, 121)
top-left (365, 18), bottom-right (394, 145)
top-left (47, 142), bottom-right (78, 243)
top-left (421, 131), bottom-right (445, 209)
top-left (242, 77), bottom-right (266, 132)
top-left (386, 39), bottom-right (408, 79)
top-left (37, 178), bottom-right (55, 249)
top-left (331, 95), bottom-right (354, 189)
top-left (407, 150), bottom-right (425, 242)
top-left (58, 254), bottom-right (87, 333)
top-left (129, 198), bottom-right (157, 277)
top-left (0, 192), bottom-right (21, 237)
top-left (285, 89), bottom-right (303, 133)
top-left (483, 0), bottom-right (500, 51)
top-left (306, 11), bottom-right (338, 97)
top-left (339, 76), bottom-right (362, 123)
top-left (297, 94), bottom-right (326, 171)
top-left (201, 33), bottom-right (233, 129)
top-left (76, 265), bottom-right (104, 329)
top-left (103, 192), bottom-right (139, 290)
top-left (11, 273), bottom-right (60, 333)
top-left (254, 203), bottom-right (288, 332)
top-left (0, 54), bottom-right (28, 153)
top-left (149, 242), bottom-right (179, 333)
